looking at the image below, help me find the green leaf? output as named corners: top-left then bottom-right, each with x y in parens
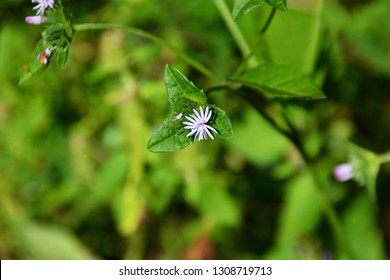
top-left (164, 64), bottom-right (207, 111)
top-left (57, 43), bottom-right (70, 69)
top-left (19, 0), bottom-right (72, 84)
top-left (233, 0), bottom-right (288, 20)
top-left (147, 113), bottom-right (192, 153)
top-left (234, 64), bottom-right (325, 99)
top-left (265, 0), bottom-right (288, 11)
top-left (345, 141), bottom-right (380, 200)
top-left (19, 39), bottom-right (46, 85)
top-left (264, 2), bottom-right (323, 74)
top-left (209, 105), bottom-right (233, 139)
top-left (17, 221), bottom-right (94, 259)
top-left (148, 65), bottom-right (233, 153)
top-left (342, 195), bottom-right (385, 259)
top-left (265, 172), bottom-right (323, 259)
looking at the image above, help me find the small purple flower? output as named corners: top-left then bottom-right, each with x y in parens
top-left (172, 112), bottom-right (183, 121)
top-left (32, 0), bottom-right (55, 16)
top-left (25, 15), bottom-right (46, 24)
top-left (333, 163), bottom-right (354, 182)
top-left (183, 106), bottom-right (218, 141)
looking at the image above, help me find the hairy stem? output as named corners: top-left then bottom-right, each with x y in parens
top-left (73, 23), bottom-right (220, 81)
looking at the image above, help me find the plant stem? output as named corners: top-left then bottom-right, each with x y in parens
top-left (260, 8), bottom-right (277, 35)
top-left (234, 86), bottom-right (356, 258)
top-left (307, 163), bottom-right (356, 259)
top-left (212, 0), bottom-right (258, 68)
top-left (73, 23), bottom-right (220, 81)
top-left (280, 106), bottom-right (356, 259)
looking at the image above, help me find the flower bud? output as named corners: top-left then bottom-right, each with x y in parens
top-left (25, 16), bottom-right (46, 25)
top-left (333, 163), bottom-right (354, 182)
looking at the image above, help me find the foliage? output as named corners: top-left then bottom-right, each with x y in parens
top-left (0, 0), bottom-right (389, 260)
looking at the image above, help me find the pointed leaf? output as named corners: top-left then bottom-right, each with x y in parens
top-left (165, 65), bottom-right (207, 111)
top-left (147, 113), bottom-right (192, 153)
top-left (19, 39), bottom-right (46, 85)
top-left (234, 64), bottom-right (325, 99)
top-left (233, 0), bottom-right (288, 20)
top-left (209, 105), bottom-right (233, 139)
top-left (57, 43), bottom-right (70, 69)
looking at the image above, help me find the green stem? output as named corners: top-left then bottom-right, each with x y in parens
top-left (280, 106), bottom-right (356, 259)
top-left (379, 151), bottom-right (390, 164)
top-left (73, 23), bottom-right (220, 81)
top-left (307, 164), bottom-right (356, 259)
top-left (260, 8), bottom-right (277, 35)
top-left (212, 0), bottom-right (258, 68)
top-left (235, 88), bottom-right (356, 258)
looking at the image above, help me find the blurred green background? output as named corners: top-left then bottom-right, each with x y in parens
top-left (0, 0), bottom-right (389, 259)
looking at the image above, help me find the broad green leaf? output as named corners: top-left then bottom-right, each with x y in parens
top-left (19, 39), bottom-right (46, 85)
top-left (341, 195), bottom-right (384, 259)
top-left (233, 0), bottom-right (288, 20)
top-left (264, 2), bottom-right (323, 74)
top-left (234, 64), bottom-right (325, 99)
top-left (147, 113), bottom-right (192, 153)
top-left (265, 172), bottom-right (323, 259)
top-left (165, 64), bottom-right (207, 111)
top-left (209, 105), bottom-right (233, 139)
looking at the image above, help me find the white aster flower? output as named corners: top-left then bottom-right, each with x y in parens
top-left (32, 0), bottom-right (55, 16)
top-left (183, 106), bottom-right (218, 141)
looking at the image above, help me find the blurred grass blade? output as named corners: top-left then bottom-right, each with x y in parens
top-left (18, 221), bottom-right (95, 259)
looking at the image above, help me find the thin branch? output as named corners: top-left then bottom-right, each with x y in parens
top-left (73, 23), bottom-right (220, 82)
